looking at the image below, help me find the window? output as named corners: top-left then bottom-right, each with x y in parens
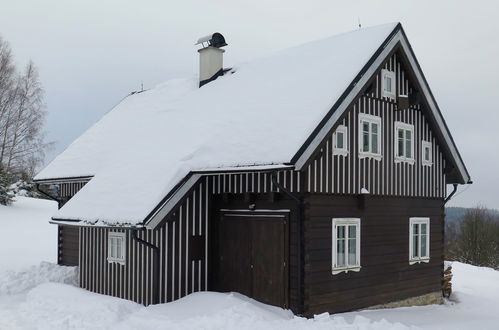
top-left (333, 125), bottom-right (348, 156)
top-left (382, 69), bottom-right (396, 99)
top-left (358, 114), bottom-right (382, 159)
top-left (394, 122), bottom-right (414, 163)
top-left (108, 232), bottom-right (126, 264)
top-left (422, 141), bottom-right (432, 166)
top-left (332, 218), bottom-right (361, 274)
top-left (409, 217), bottom-right (430, 264)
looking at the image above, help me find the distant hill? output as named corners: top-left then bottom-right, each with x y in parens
top-left (445, 207), bottom-right (499, 223)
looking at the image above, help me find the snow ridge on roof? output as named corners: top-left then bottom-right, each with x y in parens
top-left (36, 23), bottom-right (398, 224)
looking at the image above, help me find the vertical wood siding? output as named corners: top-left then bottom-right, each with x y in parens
top-left (59, 181), bottom-right (88, 197)
top-left (79, 170), bottom-right (301, 305)
top-left (304, 53), bottom-right (447, 199)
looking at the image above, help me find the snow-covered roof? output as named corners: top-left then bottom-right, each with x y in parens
top-left (35, 23), bottom-right (407, 225)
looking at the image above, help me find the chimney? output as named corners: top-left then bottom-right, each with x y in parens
top-left (195, 33), bottom-right (228, 87)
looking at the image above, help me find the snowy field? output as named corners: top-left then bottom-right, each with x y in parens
top-left (1, 197), bottom-right (499, 329)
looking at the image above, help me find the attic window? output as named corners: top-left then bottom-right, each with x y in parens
top-left (422, 141), bottom-right (432, 166)
top-left (358, 113), bottom-right (382, 160)
top-left (333, 125), bottom-right (348, 156)
top-left (382, 69), bottom-right (396, 99)
top-left (108, 232), bottom-right (126, 264)
top-left (394, 122), bottom-right (415, 164)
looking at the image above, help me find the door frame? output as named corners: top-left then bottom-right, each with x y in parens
top-left (214, 208), bottom-right (290, 308)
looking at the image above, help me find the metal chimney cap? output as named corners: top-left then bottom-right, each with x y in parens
top-left (195, 32), bottom-right (227, 48)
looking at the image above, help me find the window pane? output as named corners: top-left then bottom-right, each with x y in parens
top-left (413, 223), bottom-right (419, 235)
top-left (336, 132), bottom-right (344, 149)
top-left (363, 121), bottom-right (369, 134)
top-left (398, 129), bottom-right (404, 139)
top-left (117, 238), bottom-right (122, 259)
top-left (405, 139), bottom-right (412, 158)
top-left (112, 238), bottom-right (117, 258)
top-left (363, 132), bottom-right (369, 152)
top-left (412, 234), bottom-right (419, 258)
top-left (398, 138), bottom-right (404, 157)
top-left (371, 123), bottom-right (378, 134)
top-left (337, 225), bottom-right (345, 239)
top-left (348, 238), bottom-right (357, 265)
top-left (425, 146), bottom-right (430, 161)
top-left (386, 76), bottom-right (392, 92)
top-left (421, 223), bottom-right (427, 235)
top-left (348, 225), bottom-right (356, 239)
top-left (421, 234), bottom-right (427, 258)
top-left (337, 239), bottom-right (345, 267)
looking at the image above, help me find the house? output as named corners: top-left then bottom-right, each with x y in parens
top-left (34, 23), bottom-right (471, 316)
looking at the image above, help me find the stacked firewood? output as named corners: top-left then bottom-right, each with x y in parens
top-left (442, 265), bottom-right (453, 298)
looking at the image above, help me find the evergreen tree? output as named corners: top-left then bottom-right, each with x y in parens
top-left (0, 164), bottom-right (13, 205)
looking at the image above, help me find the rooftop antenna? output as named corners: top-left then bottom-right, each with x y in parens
top-left (141, 81), bottom-right (144, 92)
top-left (358, 17), bottom-right (362, 29)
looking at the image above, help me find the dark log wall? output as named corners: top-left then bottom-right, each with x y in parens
top-left (303, 194), bottom-right (444, 315)
top-left (304, 52), bottom-right (447, 198)
top-left (57, 180), bottom-right (89, 266)
top-left (79, 170), bottom-right (302, 307)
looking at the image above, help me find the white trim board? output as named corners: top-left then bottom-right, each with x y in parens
top-left (294, 28), bottom-right (470, 184)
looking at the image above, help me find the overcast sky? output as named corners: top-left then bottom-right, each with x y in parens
top-left (1, 0), bottom-right (497, 208)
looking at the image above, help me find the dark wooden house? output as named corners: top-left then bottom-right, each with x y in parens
top-left (34, 23), bottom-right (470, 316)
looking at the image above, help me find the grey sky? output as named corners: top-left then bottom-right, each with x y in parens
top-left (1, 0), bottom-right (497, 208)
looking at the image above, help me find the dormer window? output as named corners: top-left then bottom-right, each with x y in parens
top-left (422, 141), bottom-right (432, 166)
top-left (333, 125), bottom-right (348, 156)
top-left (382, 69), bottom-right (396, 99)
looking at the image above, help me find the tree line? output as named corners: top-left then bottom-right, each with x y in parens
top-left (0, 36), bottom-right (49, 205)
top-left (446, 206), bottom-right (499, 269)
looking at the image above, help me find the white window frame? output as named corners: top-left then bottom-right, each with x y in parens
top-left (333, 125), bottom-right (349, 156)
top-left (332, 218), bottom-right (361, 275)
top-left (107, 232), bottom-right (126, 265)
top-left (422, 141), bottom-right (433, 166)
top-left (358, 113), bottom-right (382, 160)
top-left (409, 217), bottom-right (430, 265)
top-left (394, 122), bottom-right (415, 164)
top-left (381, 69), bottom-right (396, 99)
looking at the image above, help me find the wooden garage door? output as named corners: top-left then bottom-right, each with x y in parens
top-left (218, 213), bottom-right (288, 308)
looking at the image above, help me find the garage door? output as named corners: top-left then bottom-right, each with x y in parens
top-left (217, 213), bottom-right (288, 308)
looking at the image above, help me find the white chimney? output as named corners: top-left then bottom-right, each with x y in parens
top-left (195, 33), bottom-right (227, 87)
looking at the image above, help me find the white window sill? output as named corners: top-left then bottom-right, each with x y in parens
top-left (332, 266), bottom-right (361, 275)
top-left (359, 152), bottom-right (382, 161)
top-left (382, 92), bottom-right (396, 100)
top-left (422, 161), bottom-right (433, 167)
top-left (107, 257), bottom-right (126, 265)
top-left (395, 157), bottom-right (415, 165)
top-left (333, 149), bottom-right (349, 157)
top-left (409, 258), bottom-right (430, 265)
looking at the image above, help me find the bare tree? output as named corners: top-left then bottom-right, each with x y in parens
top-left (0, 37), bottom-right (50, 178)
top-left (453, 207), bottom-right (499, 268)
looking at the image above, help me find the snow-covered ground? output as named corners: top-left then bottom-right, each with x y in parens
top-left (1, 197), bottom-right (499, 329)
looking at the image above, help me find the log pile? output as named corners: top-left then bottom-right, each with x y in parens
top-left (442, 265), bottom-right (453, 298)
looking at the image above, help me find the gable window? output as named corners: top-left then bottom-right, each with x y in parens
top-left (394, 122), bottom-right (414, 164)
top-left (409, 217), bottom-right (430, 264)
top-left (333, 125), bottom-right (348, 156)
top-left (381, 69), bottom-right (396, 99)
top-left (358, 114), bottom-right (382, 159)
top-left (332, 218), bottom-right (361, 274)
top-left (422, 141), bottom-right (432, 166)
top-left (108, 232), bottom-right (126, 264)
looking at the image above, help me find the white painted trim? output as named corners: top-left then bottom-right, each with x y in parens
top-left (358, 113), bottom-right (382, 159)
top-left (333, 124), bottom-right (349, 156)
top-left (394, 121), bottom-right (415, 164)
top-left (409, 217), bottom-right (430, 264)
top-left (422, 141), bottom-right (433, 166)
top-left (381, 69), bottom-right (396, 99)
top-left (294, 29), bottom-right (469, 184)
top-left (107, 231), bottom-right (126, 265)
top-left (332, 218), bottom-right (361, 275)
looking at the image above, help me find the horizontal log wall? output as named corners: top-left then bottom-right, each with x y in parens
top-left (303, 194), bottom-right (444, 315)
top-left (305, 52), bottom-right (447, 198)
